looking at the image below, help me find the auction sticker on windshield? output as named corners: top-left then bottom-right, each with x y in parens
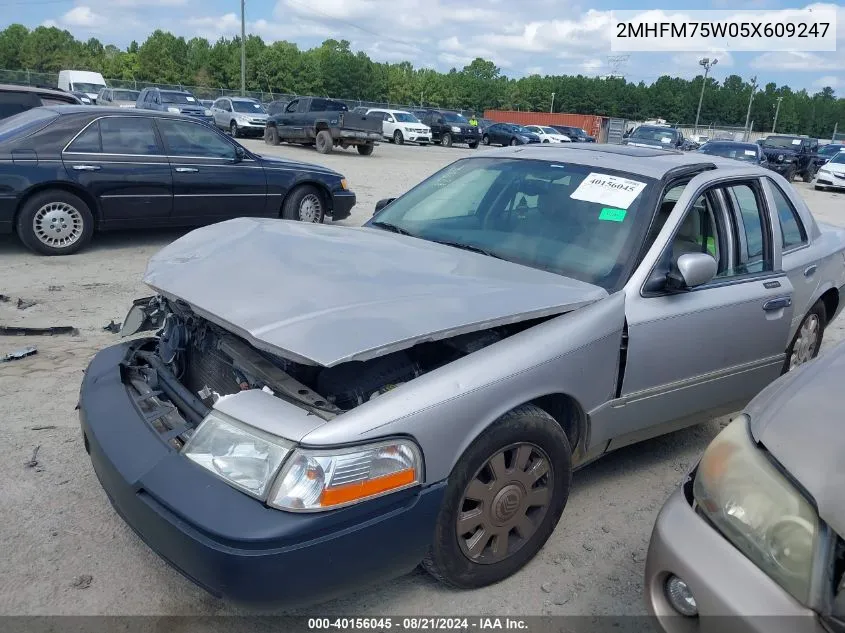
top-left (745, 150), bottom-right (756, 156)
top-left (571, 173), bottom-right (647, 209)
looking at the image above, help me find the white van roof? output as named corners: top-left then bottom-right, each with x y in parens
top-left (59, 70), bottom-right (106, 83)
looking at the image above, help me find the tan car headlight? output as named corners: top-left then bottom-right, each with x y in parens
top-left (268, 439), bottom-right (422, 512)
top-left (693, 415), bottom-right (819, 604)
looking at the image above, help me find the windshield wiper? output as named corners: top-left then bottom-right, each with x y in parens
top-left (370, 221), bottom-right (415, 236)
top-left (429, 239), bottom-right (506, 260)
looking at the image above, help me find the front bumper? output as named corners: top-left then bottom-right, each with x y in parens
top-left (645, 483), bottom-right (823, 633)
top-left (78, 342), bottom-right (445, 607)
top-left (331, 190), bottom-right (356, 221)
top-left (815, 172), bottom-right (845, 189)
top-left (767, 162), bottom-right (795, 174)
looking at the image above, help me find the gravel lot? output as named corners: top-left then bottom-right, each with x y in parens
top-left (1, 140), bottom-right (843, 618)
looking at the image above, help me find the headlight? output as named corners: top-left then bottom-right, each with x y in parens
top-left (181, 412), bottom-right (293, 499)
top-left (268, 439), bottom-right (422, 512)
top-left (206, 109), bottom-right (214, 116)
top-left (450, 126), bottom-right (461, 133)
top-left (693, 415), bottom-right (819, 604)
top-left (167, 107), bottom-right (181, 113)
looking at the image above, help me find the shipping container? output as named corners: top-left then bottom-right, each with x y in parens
top-left (483, 110), bottom-right (606, 142)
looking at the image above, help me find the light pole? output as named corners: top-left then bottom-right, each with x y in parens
top-left (693, 57), bottom-right (717, 137)
top-left (772, 96), bottom-right (783, 133)
top-left (240, 0), bottom-right (246, 96)
top-left (743, 76), bottom-right (758, 141)
top-left (550, 92), bottom-right (555, 113)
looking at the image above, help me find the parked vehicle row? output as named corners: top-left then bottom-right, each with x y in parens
top-left (71, 142), bottom-right (845, 617)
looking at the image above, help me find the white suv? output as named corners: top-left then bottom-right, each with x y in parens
top-left (366, 109), bottom-right (431, 145)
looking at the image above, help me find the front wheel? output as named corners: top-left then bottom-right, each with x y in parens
top-left (441, 132), bottom-right (453, 148)
top-left (315, 130), bottom-right (333, 154)
top-left (16, 190), bottom-right (94, 256)
top-left (357, 143), bottom-right (374, 156)
top-left (802, 168), bottom-right (816, 183)
top-left (509, 138), bottom-right (518, 146)
top-left (282, 185), bottom-right (325, 223)
top-left (421, 404), bottom-right (571, 589)
top-left (783, 301), bottom-right (826, 374)
top-left (785, 165), bottom-right (797, 182)
top-left (230, 121), bottom-right (239, 138)
top-left (393, 130), bottom-right (404, 145)
top-left (265, 126), bottom-right (280, 145)
top-left (482, 135), bottom-right (490, 146)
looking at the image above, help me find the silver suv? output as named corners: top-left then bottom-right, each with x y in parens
top-left (211, 97), bottom-right (268, 138)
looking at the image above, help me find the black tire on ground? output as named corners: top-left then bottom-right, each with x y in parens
top-left (421, 404), bottom-right (572, 589)
top-left (802, 168), bottom-right (816, 183)
top-left (16, 189), bottom-right (95, 256)
top-left (393, 130), bottom-right (404, 145)
top-left (357, 143), bottom-right (374, 156)
top-left (281, 184), bottom-right (325, 223)
top-left (785, 165), bottom-right (797, 181)
top-left (230, 121), bottom-right (239, 138)
top-left (315, 130), bottom-right (333, 154)
top-left (782, 300), bottom-right (826, 374)
top-left (441, 132), bottom-right (453, 148)
top-left (468, 142), bottom-right (479, 149)
top-left (482, 135), bottom-right (490, 146)
top-left (265, 126), bottom-right (280, 145)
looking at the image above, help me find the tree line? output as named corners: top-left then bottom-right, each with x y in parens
top-left (0, 24), bottom-right (842, 137)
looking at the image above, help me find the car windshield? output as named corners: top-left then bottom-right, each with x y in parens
top-left (73, 83), bottom-right (105, 94)
top-left (442, 112), bottom-right (468, 123)
top-left (512, 125), bottom-right (532, 134)
top-left (367, 157), bottom-right (654, 290)
top-left (698, 143), bottom-right (759, 162)
top-left (113, 90), bottom-right (139, 101)
top-left (830, 152), bottom-right (845, 165)
top-left (762, 136), bottom-right (803, 148)
top-left (631, 127), bottom-right (677, 143)
top-left (394, 112), bottom-right (419, 122)
top-left (819, 144), bottom-right (843, 156)
top-left (233, 100), bottom-right (265, 113)
top-left (541, 127), bottom-right (559, 135)
top-left (161, 93), bottom-right (197, 104)
top-left (0, 107), bottom-right (58, 142)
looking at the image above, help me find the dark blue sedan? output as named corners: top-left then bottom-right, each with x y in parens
top-left (481, 123), bottom-right (541, 147)
top-left (0, 106), bottom-right (355, 255)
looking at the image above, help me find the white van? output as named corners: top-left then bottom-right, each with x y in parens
top-left (57, 70), bottom-right (107, 103)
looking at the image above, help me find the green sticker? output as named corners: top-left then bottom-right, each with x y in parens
top-left (599, 207), bottom-right (627, 222)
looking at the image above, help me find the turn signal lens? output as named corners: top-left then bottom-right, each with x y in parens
top-left (340, 178), bottom-right (348, 190)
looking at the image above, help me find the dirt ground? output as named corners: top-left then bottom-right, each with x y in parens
top-left (1, 140), bottom-right (843, 618)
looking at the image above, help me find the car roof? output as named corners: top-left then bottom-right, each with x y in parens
top-left (481, 143), bottom-right (759, 179)
top-left (41, 105), bottom-right (200, 120)
top-left (0, 83), bottom-right (72, 98)
top-left (231, 96), bottom-right (259, 102)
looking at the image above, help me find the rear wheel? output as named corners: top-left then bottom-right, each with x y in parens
top-left (357, 143), bottom-right (374, 156)
top-left (17, 190), bottom-right (94, 256)
top-left (421, 405), bottom-right (571, 588)
top-left (783, 301), bottom-right (826, 373)
top-left (468, 141), bottom-right (479, 149)
top-left (393, 130), bottom-right (404, 145)
top-left (441, 132), bottom-right (453, 148)
top-left (315, 130), bottom-right (333, 154)
top-left (802, 167), bottom-right (816, 183)
top-left (282, 185), bottom-right (325, 223)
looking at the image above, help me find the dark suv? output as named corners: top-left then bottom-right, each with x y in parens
top-left (411, 109), bottom-right (480, 148)
top-left (136, 88), bottom-right (213, 125)
top-left (758, 135), bottom-right (822, 182)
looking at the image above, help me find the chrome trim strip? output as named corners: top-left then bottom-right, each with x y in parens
top-left (100, 194), bottom-right (172, 198)
top-left (174, 193), bottom-right (266, 197)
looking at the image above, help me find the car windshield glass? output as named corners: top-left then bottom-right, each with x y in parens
top-left (442, 112), bottom-right (468, 123)
top-left (73, 83), bottom-right (105, 93)
top-left (541, 127), bottom-right (558, 134)
top-left (366, 157), bottom-right (654, 290)
top-left (113, 90), bottom-right (139, 101)
top-left (632, 127), bottom-right (676, 143)
top-left (762, 136), bottom-right (802, 148)
top-left (161, 93), bottom-right (197, 104)
top-left (0, 107), bottom-right (58, 142)
top-left (819, 144), bottom-right (843, 156)
top-left (233, 101), bottom-right (265, 113)
top-left (830, 152), bottom-right (845, 165)
top-left (394, 112), bottom-right (418, 122)
top-left (699, 143), bottom-right (759, 162)
top-left (512, 125), bottom-right (532, 134)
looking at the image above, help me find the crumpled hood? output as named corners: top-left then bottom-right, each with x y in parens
top-left (143, 218), bottom-right (607, 367)
top-left (746, 341), bottom-right (845, 535)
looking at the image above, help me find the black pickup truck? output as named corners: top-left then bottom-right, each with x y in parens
top-left (264, 97), bottom-right (383, 155)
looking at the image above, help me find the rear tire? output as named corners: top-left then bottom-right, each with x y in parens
top-left (421, 404), bottom-right (571, 589)
top-left (782, 300), bottom-right (826, 374)
top-left (282, 185), bottom-right (325, 223)
top-left (315, 130), bottom-right (333, 154)
top-left (357, 143), bottom-right (374, 156)
top-left (441, 132), bottom-right (453, 148)
top-left (802, 168), bottom-right (816, 183)
top-left (16, 190), bottom-right (94, 256)
top-left (393, 130), bottom-right (404, 145)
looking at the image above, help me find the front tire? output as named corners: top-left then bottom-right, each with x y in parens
top-left (509, 138), bottom-right (518, 146)
top-left (393, 130), bottom-right (404, 145)
top-left (282, 185), bottom-right (325, 223)
top-left (482, 135), bottom-right (490, 146)
top-left (16, 190), bottom-right (94, 256)
top-left (441, 132), bottom-right (453, 148)
top-left (785, 165), bottom-right (797, 182)
top-left (230, 121), bottom-right (239, 138)
top-left (264, 126), bottom-right (280, 145)
top-left (783, 300), bottom-right (826, 374)
top-left (421, 404), bottom-right (571, 589)
top-left (802, 168), bottom-right (816, 183)
top-left (315, 130), bottom-right (333, 154)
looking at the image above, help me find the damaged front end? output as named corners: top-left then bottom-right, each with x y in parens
top-left (119, 295), bottom-right (558, 450)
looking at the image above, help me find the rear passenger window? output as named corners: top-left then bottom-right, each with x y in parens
top-left (100, 117), bottom-right (160, 155)
top-left (66, 122), bottom-right (101, 153)
top-left (769, 183), bottom-right (807, 249)
top-left (726, 183), bottom-right (771, 275)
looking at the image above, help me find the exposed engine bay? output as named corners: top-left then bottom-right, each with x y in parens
top-left (122, 295), bottom-right (557, 443)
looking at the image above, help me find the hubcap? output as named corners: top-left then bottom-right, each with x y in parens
top-left (457, 443), bottom-right (553, 565)
top-left (33, 202), bottom-right (83, 248)
top-left (298, 194), bottom-right (322, 223)
top-left (789, 314), bottom-right (820, 370)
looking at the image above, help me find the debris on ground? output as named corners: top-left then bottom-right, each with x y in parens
top-left (1, 325), bottom-right (78, 336)
top-left (541, 583), bottom-right (552, 593)
top-left (0, 294), bottom-right (9, 302)
top-left (16, 298), bottom-right (37, 310)
top-left (47, 285), bottom-right (63, 292)
top-left (71, 575), bottom-right (93, 590)
top-left (24, 445), bottom-right (40, 468)
top-left (102, 320), bottom-right (121, 333)
top-left (583, 543), bottom-right (594, 552)
top-left (30, 425), bottom-right (57, 431)
top-left (2, 346), bottom-right (37, 362)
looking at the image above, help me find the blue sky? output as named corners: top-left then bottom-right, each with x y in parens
top-left (10, 0), bottom-right (845, 93)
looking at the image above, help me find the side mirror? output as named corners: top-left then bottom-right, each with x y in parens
top-left (667, 253), bottom-right (717, 290)
top-left (233, 146), bottom-right (246, 162)
top-left (374, 198), bottom-right (395, 215)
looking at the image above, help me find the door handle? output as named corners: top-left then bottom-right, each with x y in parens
top-left (72, 164), bottom-right (101, 171)
top-left (175, 167), bottom-right (199, 173)
top-left (804, 264), bottom-right (818, 278)
top-left (763, 296), bottom-right (792, 311)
